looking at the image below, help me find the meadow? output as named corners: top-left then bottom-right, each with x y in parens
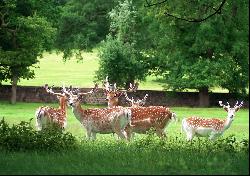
top-left (0, 101), bottom-right (249, 175)
top-left (2, 51), bottom-right (230, 92)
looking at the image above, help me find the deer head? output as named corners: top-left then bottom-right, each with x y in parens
top-left (103, 76), bottom-right (138, 107)
top-left (63, 84), bottom-right (98, 108)
top-left (219, 101), bottom-right (243, 119)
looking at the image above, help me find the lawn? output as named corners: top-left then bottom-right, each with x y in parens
top-left (0, 101), bottom-right (248, 140)
top-left (0, 101), bottom-right (249, 175)
top-left (1, 51), bottom-right (230, 92)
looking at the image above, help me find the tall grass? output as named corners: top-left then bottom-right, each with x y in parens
top-left (0, 134), bottom-right (248, 175)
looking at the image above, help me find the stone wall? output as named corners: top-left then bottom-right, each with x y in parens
top-left (0, 85), bottom-right (248, 108)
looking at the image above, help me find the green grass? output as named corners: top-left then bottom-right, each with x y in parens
top-left (0, 141), bottom-right (248, 175)
top-left (0, 101), bottom-right (249, 174)
top-left (0, 101), bottom-right (248, 140)
top-left (2, 51), bottom-right (231, 92)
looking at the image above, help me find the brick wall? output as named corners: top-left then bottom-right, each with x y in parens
top-left (0, 85), bottom-right (248, 108)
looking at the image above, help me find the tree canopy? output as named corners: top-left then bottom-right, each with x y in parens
top-left (0, 0), bottom-right (58, 103)
top-left (95, 0), bottom-right (149, 88)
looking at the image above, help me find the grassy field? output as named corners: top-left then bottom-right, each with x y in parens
top-left (2, 51), bottom-right (231, 92)
top-left (0, 101), bottom-right (249, 140)
top-left (0, 101), bottom-right (249, 174)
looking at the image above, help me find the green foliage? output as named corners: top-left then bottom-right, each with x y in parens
top-left (146, 0), bottom-right (249, 94)
top-left (0, 117), bottom-right (77, 151)
top-left (95, 35), bottom-right (148, 87)
top-left (56, 0), bottom-right (116, 60)
top-left (96, 0), bottom-right (149, 87)
top-left (0, 0), bottom-right (57, 84)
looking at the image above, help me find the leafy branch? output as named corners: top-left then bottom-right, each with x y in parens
top-left (144, 0), bottom-right (227, 22)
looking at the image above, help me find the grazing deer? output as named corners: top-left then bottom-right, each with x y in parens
top-left (103, 76), bottom-right (138, 108)
top-left (63, 85), bottom-right (132, 140)
top-left (35, 84), bottom-right (68, 130)
top-left (181, 101), bottom-right (244, 141)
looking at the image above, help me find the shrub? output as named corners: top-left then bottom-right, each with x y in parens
top-left (0, 117), bottom-right (78, 151)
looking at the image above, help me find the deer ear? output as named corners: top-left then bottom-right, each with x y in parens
top-left (235, 107), bottom-right (240, 112)
top-left (223, 107), bottom-right (229, 112)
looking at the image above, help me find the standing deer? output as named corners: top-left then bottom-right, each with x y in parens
top-left (104, 79), bottom-right (177, 140)
top-left (103, 76), bottom-right (138, 108)
top-left (35, 84), bottom-right (68, 130)
top-left (182, 101), bottom-right (244, 141)
top-left (63, 85), bottom-right (132, 140)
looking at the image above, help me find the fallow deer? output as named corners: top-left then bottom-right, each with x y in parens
top-left (182, 101), bottom-right (244, 141)
top-left (63, 85), bottom-right (133, 140)
top-left (103, 76), bottom-right (138, 108)
top-left (124, 106), bottom-right (177, 140)
top-left (104, 79), bottom-right (177, 140)
top-left (35, 84), bottom-right (68, 130)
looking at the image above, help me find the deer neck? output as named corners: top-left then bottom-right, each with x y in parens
top-left (59, 97), bottom-right (67, 112)
top-left (71, 103), bottom-right (86, 122)
top-left (222, 116), bottom-right (233, 131)
top-left (108, 98), bottom-right (118, 108)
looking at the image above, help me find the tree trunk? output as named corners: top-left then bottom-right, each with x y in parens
top-left (11, 75), bottom-right (18, 104)
top-left (198, 87), bottom-right (209, 107)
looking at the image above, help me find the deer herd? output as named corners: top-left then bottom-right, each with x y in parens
top-left (35, 77), bottom-right (244, 142)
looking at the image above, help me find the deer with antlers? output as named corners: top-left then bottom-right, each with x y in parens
top-left (182, 101), bottom-right (244, 141)
top-left (35, 84), bottom-right (68, 130)
top-left (103, 78), bottom-right (177, 140)
top-left (63, 84), bottom-right (133, 140)
top-left (103, 76), bottom-right (138, 108)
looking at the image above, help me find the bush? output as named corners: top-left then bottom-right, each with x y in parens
top-left (0, 117), bottom-right (78, 151)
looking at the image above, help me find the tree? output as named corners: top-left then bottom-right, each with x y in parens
top-left (146, 0), bottom-right (249, 106)
top-left (55, 0), bottom-right (116, 60)
top-left (96, 0), bottom-right (149, 88)
top-left (0, 0), bottom-right (56, 104)
top-left (144, 0), bottom-right (227, 23)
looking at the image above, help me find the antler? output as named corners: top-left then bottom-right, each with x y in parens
top-left (124, 92), bottom-right (148, 107)
top-left (102, 76), bottom-right (138, 94)
top-left (44, 84), bottom-right (65, 97)
top-left (234, 101), bottom-right (244, 111)
top-left (136, 94), bottom-right (148, 106)
top-left (124, 92), bottom-right (134, 104)
top-left (219, 101), bottom-right (230, 108)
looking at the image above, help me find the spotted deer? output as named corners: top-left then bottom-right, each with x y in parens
top-left (182, 101), bottom-right (244, 141)
top-left (63, 85), bottom-right (132, 140)
top-left (124, 106), bottom-right (177, 140)
top-left (103, 76), bottom-right (138, 108)
top-left (103, 79), bottom-right (177, 140)
top-left (35, 84), bottom-right (68, 130)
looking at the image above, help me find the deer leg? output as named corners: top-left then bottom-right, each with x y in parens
top-left (186, 131), bottom-right (195, 141)
top-left (156, 128), bottom-right (166, 138)
top-left (209, 132), bottom-right (219, 141)
top-left (125, 126), bottom-right (133, 141)
top-left (86, 129), bottom-right (92, 140)
top-left (92, 132), bottom-right (97, 140)
top-left (113, 125), bottom-right (126, 140)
